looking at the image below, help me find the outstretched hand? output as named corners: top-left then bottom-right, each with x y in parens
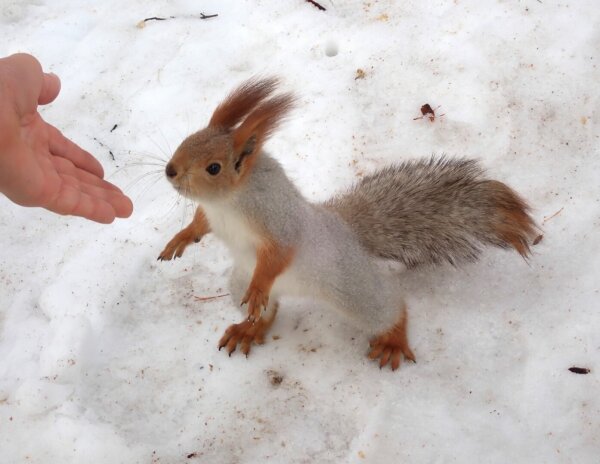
top-left (0, 53), bottom-right (133, 223)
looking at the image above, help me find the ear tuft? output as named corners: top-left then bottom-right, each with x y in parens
top-left (232, 92), bottom-right (296, 158)
top-left (209, 77), bottom-right (279, 130)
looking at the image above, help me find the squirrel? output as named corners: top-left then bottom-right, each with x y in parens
top-left (157, 77), bottom-right (538, 371)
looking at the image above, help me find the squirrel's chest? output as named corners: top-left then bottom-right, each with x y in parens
top-left (200, 201), bottom-right (261, 256)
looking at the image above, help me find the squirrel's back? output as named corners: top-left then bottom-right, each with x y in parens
top-left (325, 156), bottom-right (537, 267)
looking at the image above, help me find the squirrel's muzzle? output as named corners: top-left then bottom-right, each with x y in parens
top-left (165, 162), bottom-right (177, 179)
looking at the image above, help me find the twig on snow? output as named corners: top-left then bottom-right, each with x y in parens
top-left (93, 137), bottom-right (115, 161)
top-left (194, 293), bottom-right (230, 302)
top-left (542, 207), bottom-right (564, 225)
top-left (306, 0), bottom-right (326, 11)
top-left (143, 16), bottom-right (175, 23)
top-left (137, 13), bottom-right (218, 29)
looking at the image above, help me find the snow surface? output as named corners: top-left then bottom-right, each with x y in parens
top-left (1, 0), bottom-right (599, 462)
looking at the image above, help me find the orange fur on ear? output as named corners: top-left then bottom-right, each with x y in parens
top-left (209, 77), bottom-right (280, 130)
top-left (232, 93), bottom-right (296, 173)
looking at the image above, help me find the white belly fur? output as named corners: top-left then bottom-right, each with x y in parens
top-left (198, 200), bottom-right (306, 299)
top-left (200, 201), bottom-right (260, 255)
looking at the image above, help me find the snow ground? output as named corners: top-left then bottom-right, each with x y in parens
top-left (1, 0), bottom-right (599, 462)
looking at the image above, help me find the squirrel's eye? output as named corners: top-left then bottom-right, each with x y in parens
top-left (206, 163), bottom-right (221, 176)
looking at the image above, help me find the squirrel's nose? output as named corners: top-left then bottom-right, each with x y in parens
top-left (165, 162), bottom-right (177, 178)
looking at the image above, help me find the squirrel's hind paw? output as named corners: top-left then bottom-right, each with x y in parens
top-left (368, 310), bottom-right (416, 371)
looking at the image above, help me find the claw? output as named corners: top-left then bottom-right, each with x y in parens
top-left (379, 348), bottom-right (392, 368)
top-left (390, 350), bottom-right (402, 371)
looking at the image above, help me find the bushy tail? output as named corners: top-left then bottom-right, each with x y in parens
top-left (325, 157), bottom-right (538, 268)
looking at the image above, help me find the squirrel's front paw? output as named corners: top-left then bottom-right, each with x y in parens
top-left (218, 319), bottom-right (269, 357)
top-left (368, 311), bottom-right (416, 371)
top-left (157, 230), bottom-right (202, 261)
top-left (241, 286), bottom-right (269, 323)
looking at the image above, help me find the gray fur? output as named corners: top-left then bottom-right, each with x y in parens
top-left (234, 155), bottom-right (306, 248)
top-left (325, 156), bottom-right (532, 268)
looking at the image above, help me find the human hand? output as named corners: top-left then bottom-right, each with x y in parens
top-left (0, 53), bottom-right (133, 223)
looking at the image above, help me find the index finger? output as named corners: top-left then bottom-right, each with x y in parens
top-left (47, 123), bottom-right (104, 178)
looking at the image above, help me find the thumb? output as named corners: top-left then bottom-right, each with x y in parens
top-left (38, 72), bottom-right (61, 105)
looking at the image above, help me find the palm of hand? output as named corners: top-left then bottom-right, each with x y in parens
top-left (15, 111), bottom-right (131, 223)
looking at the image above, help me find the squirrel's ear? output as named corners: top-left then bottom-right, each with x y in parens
top-left (234, 135), bottom-right (257, 172)
top-left (209, 77), bottom-right (279, 130)
top-left (232, 93), bottom-right (295, 176)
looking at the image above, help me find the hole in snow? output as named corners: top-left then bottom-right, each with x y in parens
top-left (325, 41), bottom-right (338, 57)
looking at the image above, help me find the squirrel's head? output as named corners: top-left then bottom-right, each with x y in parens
top-left (165, 77), bottom-right (295, 200)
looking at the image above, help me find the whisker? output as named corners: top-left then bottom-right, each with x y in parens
top-left (136, 174), bottom-right (165, 200)
top-left (136, 151), bottom-right (170, 163)
top-left (180, 177), bottom-right (192, 230)
top-left (128, 173), bottom-right (168, 208)
top-left (108, 162), bottom-right (165, 177)
top-left (157, 127), bottom-right (174, 157)
top-left (147, 133), bottom-right (171, 160)
top-left (163, 194), bottom-right (184, 222)
top-left (152, 188), bottom-right (188, 229)
top-left (123, 169), bottom-right (164, 193)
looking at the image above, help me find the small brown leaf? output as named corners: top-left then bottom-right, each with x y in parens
top-left (533, 234), bottom-right (543, 245)
top-left (568, 367), bottom-right (590, 375)
top-left (413, 103), bottom-right (443, 122)
top-left (420, 103), bottom-right (434, 116)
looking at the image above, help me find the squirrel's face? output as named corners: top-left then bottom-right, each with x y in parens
top-left (164, 77), bottom-right (295, 201)
top-left (165, 128), bottom-right (245, 200)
